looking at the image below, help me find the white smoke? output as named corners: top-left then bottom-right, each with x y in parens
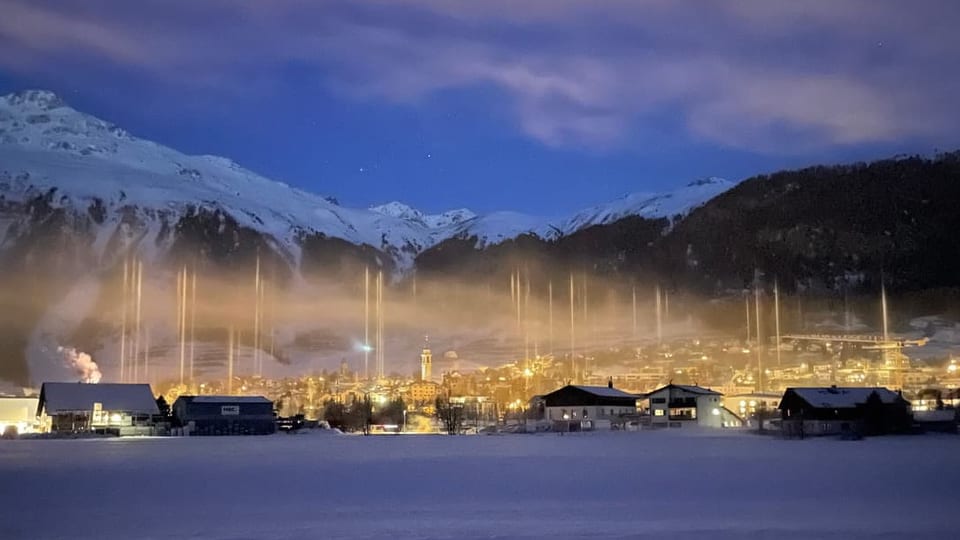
top-left (58, 347), bottom-right (102, 384)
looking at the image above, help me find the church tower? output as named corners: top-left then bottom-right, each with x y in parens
top-left (420, 336), bottom-right (432, 382)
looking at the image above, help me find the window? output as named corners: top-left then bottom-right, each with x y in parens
top-left (651, 397), bottom-right (666, 404)
top-left (654, 409), bottom-right (665, 417)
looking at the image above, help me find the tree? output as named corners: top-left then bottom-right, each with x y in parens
top-left (323, 400), bottom-right (347, 430)
top-left (348, 395), bottom-right (373, 435)
top-left (374, 398), bottom-right (406, 426)
top-left (435, 397), bottom-right (463, 434)
top-left (155, 396), bottom-right (171, 421)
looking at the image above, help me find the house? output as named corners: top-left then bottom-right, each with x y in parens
top-left (172, 395), bottom-right (276, 436)
top-left (725, 392), bottom-right (781, 427)
top-left (778, 386), bottom-right (912, 437)
top-left (542, 382), bottom-right (638, 430)
top-left (0, 396), bottom-right (40, 436)
top-left (37, 382), bottom-right (159, 435)
top-left (644, 384), bottom-right (729, 428)
top-left (408, 380), bottom-right (440, 411)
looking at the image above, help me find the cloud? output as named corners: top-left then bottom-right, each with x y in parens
top-left (0, 0), bottom-right (958, 152)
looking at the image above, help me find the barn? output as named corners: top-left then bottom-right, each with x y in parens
top-left (172, 395), bottom-right (276, 435)
top-left (36, 382), bottom-right (159, 436)
top-left (778, 386), bottom-right (912, 437)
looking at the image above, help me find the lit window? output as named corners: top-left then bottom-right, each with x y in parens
top-left (654, 409), bottom-right (665, 417)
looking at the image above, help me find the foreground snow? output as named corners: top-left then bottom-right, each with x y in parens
top-left (1, 430), bottom-right (957, 539)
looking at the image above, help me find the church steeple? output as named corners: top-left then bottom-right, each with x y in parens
top-left (420, 335), bottom-right (432, 382)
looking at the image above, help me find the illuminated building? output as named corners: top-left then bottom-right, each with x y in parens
top-left (409, 380), bottom-right (440, 410)
top-left (726, 392), bottom-right (781, 419)
top-left (542, 381), bottom-right (639, 430)
top-left (172, 395), bottom-right (276, 436)
top-left (0, 397), bottom-right (39, 436)
top-left (420, 342), bottom-right (433, 382)
top-left (644, 384), bottom-right (727, 428)
top-left (37, 382), bottom-right (159, 435)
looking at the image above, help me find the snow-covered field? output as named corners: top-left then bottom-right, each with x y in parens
top-left (1, 430), bottom-right (957, 540)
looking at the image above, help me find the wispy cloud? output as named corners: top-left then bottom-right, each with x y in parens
top-left (1, 0), bottom-right (958, 152)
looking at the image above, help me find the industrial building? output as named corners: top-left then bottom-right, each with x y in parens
top-left (36, 382), bottom-right (159, 435)
top-left (542, 382), bottom-right (639, 430)
top-left (778, 386), bottom-right (912, 437)
top-left (172, 395), bottom-right (276, 435)
top-left (0, 396), bottom-right (40, 436)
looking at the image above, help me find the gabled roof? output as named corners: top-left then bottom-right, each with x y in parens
top-left (571, 385), bottom-right (639, 399)
top-left (38, 383), bottom-right (159, 416)
top-left (542, 385), bottom-right (639, 407)
top-left (645, 384), bottom-right (722, 397)
top-left (780, 387), bottom-right (904, 409)
top-left (178, 395), bottom-right (272, 404)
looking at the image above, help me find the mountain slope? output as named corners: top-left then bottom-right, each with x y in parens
top-left (0, 90), bottom-right (730, 274)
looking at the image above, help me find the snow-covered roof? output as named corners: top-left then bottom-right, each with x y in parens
top-left (571, 385), bottom-right (640, 399)
top-left (38, 383), bottom-right (159, 415)
top-left (646, 384), bottom-right (722, 397)
top-left (181, 395), bottom-right (272, 404)
top-left (783, 387), bottom-right (903, 409)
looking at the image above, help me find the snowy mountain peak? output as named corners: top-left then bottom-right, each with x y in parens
top-left (686, 176), bottom-right (730, 188)
top-left (370, 202), bottom-right (477, 229)
top-left (1, 89), bottom-right (67, 110)
top-left (371, 201), bottom-right (424, 222)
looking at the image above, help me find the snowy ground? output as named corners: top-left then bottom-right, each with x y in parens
top-left (1, 430), bottom-right (958, 540)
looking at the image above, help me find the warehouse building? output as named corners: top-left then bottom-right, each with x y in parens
top-left (0, 396), bottom-right (40, 436)
top-left (172, 395), bottom-right (276, 435)
top-left (36, 382), bottom-right (159, 435)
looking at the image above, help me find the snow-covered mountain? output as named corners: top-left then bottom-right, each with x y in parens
top-left (370, 202), bottom-right (476, 229)
top-left (0, 90), bottom-right (734, 272)
top-left (558, 177), bottom-right (733, 235)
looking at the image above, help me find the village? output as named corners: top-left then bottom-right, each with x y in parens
top-left (2, 331), bottom-right (958, 439)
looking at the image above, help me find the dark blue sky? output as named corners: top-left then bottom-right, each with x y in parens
top-left (1, 0), bottom-right (958, 215)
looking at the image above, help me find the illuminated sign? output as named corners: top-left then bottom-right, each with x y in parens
top-left (221, 405), bottom-right (240, 416)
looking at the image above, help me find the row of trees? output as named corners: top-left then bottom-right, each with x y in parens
top-left (322, 397), bottom-right (406, 433)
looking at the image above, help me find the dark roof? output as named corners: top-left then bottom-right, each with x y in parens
top-left (176, 395), bottom-right (272, 404)
top-left (570, 385), bottom-right (640, 399)
top-left (645, 384), bottom-right (722, 397)
top-left (542, 385), bottom-right (639, 407)
top-left (779, 387), bottom-right (904, 409)
top-left (38, 382), bottom-right (159, 416)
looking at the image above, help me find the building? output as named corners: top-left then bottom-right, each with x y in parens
top-left (420, 344), bottom-right (433, 382)
top-left (644, 384), bottom-right (727, 428)
top-left (172, 395), bottom-right (276, 435)
top-left (408, 380), bottom-right (440, 411)
top-left (542, 382), bottom-right (638, 430)
top-left (725, 392), bottom-right (781, 419)
top-left (778, 386), bottom-right (912, 437)
top-left (0, 396), bottom-right (40, 436)
top-left (37, 382), bottom-right (159, 435)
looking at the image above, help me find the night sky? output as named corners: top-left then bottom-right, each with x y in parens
top-left (1, 0), bottom-right (958, 215)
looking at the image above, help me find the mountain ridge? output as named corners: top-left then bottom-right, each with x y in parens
top-left (0, 89), bottom-right (729, 274)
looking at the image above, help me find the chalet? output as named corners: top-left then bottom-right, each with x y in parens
top-left (542, 382), bottom-right (638, 430)
top-left (644, 384), bottom-right (730, 428)
top-left (778, 386), bottom-right (911, 437)
top-left (37, 382), bottom-right (159, 435)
